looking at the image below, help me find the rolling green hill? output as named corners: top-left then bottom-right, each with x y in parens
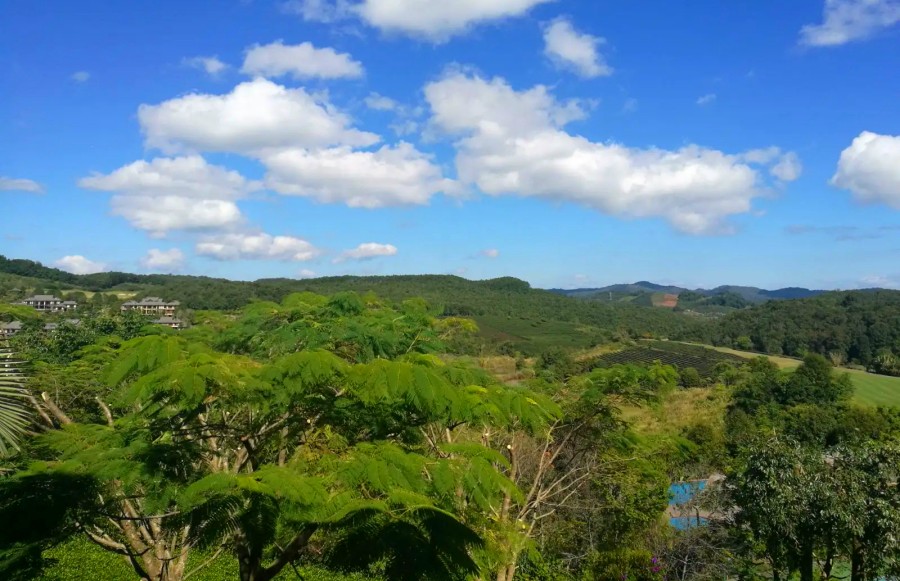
top-left (0, 256), bottom-right (704, 355)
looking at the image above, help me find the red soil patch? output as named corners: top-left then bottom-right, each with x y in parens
top-left (657, 294), bottom-right (679, 308)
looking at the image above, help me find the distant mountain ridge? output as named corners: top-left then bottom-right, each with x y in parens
top-left (550, 281), bottom-right (827, 304)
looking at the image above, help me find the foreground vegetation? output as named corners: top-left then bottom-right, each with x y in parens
top-left (1, 256), bottom-right (900, 579)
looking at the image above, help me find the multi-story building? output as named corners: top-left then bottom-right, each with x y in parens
top-left (0, 319), bottom-right (81, 337)
top-left (152, 316), bottom-right (184, 330)
top-left (20, 295), bottom-right (77, 312)
top-left (0, 321), bottom-right (22, 338)
top-left (121, 297), bottom-right (180, 317)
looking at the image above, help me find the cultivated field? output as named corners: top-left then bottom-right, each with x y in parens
top-left (591, 341), bottom-right (746, 378)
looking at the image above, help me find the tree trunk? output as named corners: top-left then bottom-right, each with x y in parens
top-left (236, 526), bottom-right (317, 581)
top-left (851, 541), bottom-right (866, 581)
top-left (800, 543), bottom-right (815, 581)
top-left (822, 544), bottom-right (834, 580)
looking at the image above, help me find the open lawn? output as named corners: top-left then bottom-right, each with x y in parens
top-left (695, 344), bottom-right (900, 408)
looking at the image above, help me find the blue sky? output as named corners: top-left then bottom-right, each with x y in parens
top-left (1, 0), bottom-right (899, 290)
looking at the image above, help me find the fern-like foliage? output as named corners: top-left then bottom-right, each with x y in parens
top-left (0, 342), bottom-right (30, 455)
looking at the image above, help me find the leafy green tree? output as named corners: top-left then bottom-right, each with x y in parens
top-left (679, 367), bottom-right (703, 388)
top-left (1, 293), bottom-right (562, 581)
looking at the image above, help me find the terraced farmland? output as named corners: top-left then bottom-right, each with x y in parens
top-left (592, 340), bottom-right (747, 377)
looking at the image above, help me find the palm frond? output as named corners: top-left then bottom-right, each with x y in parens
top-left (0, 342), bottom-right (31, 456)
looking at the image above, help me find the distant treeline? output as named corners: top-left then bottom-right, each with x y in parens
top-left (702, 290), bottom-right (900, 369)
top-left (4, 255), bottom-right (900, 366)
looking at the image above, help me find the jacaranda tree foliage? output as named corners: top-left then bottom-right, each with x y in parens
top-left (0, 292), bottom-right (568, 581)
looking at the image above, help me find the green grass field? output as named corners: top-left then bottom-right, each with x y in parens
top-left (696, 344), bottom-right (900, 408)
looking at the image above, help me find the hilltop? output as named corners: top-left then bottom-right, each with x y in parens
top-left (551, 280), bottom-right (826, 304)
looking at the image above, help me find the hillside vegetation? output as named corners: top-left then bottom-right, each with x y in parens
top-left (0, 256), bottom-right (704, 355)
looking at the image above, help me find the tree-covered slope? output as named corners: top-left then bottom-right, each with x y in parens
top-left (0, 257), bottom-right (705, 354)
top-left (706, 290), bottom-right (900, 367)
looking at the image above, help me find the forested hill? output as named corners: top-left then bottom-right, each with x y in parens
top-left (553, 281), bottom-right (825, 303)
top-left (0, 256), bottom-right (704, 353)
top-left (705, 289), bottom-right (900, 368)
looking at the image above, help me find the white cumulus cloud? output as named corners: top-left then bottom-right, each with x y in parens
top-left (136, 80), bottom-right (455, 211)
top-left (800, 0), bottom-right (900, 46)
top-left (297, 268), bottom-right (318, 278)
top-left (79, 156), bottom-right (256, 236)
top-left (141, 248), bottom-right (186, 271)
top-left (771, 152), bottom-right (803, 182)
top-left (197, 232), bottom-right (321, 261)
top-left (79, 156), bottom-right (255, 200)
top-left (424, 72), bottom-right (800, 235)
top-left (365, 92), bottom-right (399, 111)
top-left (183, 56), bottom-right (229, 76)
top-left (282, 0), bottom-right (352, 22)
top-left (0, 177), bottom-right (43, 193)
top-left (288, 0), bottom-right (552, 41)
top-left (262, 143), bottom-right (458, 207)
top-left (333, 242), bottom-right (398, 263)
top-left (831, 131), bottom-right (900, 208)
top-left (138, 78), bottom-right (378, 155)
top-left (356, 0), bottom-right (552, 40)
top-left (55, 255), bottom-right (107, 275)
top-left (543, 18), bottom-right (612, 78)
top-left (241, 41), bottom-right (363, 80)
top-left (111, 197), bottom-right (243, 236)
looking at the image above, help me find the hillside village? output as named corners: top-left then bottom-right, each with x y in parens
top-left (0, 293), bottom-right (185, 338)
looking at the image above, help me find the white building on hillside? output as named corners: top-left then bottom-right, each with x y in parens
top-left (20, 295), bottom-right (77, 312)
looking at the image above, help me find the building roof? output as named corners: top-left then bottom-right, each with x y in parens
top-left (23, 295), bottom-right (62, 301)
top-left (123, 297), bottom-right (179, 307)
top-left (1, 321), bottom-right (22, 330)
top-left (153, 316), bottom-right (183, 324)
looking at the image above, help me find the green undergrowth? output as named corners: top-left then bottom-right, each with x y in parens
top-left (36, 537), bottom-right (378, 581)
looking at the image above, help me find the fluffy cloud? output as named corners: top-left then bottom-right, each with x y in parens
top-left (800, 0), bottom-right (900, 46)
top-left (263, 143), bottom-right (458, 207)
top-left (141, 248), bottom-right (186, 271)
top-left (138, 78), bottom-right (378, 155)
top-left (831, 131), bottom-right (900, 208)
top-left (183, 56), bottom-right (229, 76)
top-left (241, 41), bottom-right (363, 80)
top-left (282, 0), bottom-right (352, 22)
top-left (297, 268), bottom-right (318, 278)
top-left (79, 156), bottom-right (255, 200)
top-left (136, 80), bottom-right (454, 210)
top-left (480, 248), bottom-right (500, 258)
top-left (543, 18), bottom-right (612, 78)
top-left (55, 255), bottom-right (107, 275)
top-left (288, 0), bottom-right (551, 40)
top-left (425, 72), bottom-right (799, 234)
top-left (0, 177), bottom-right (43, 193)
top-left (71, 71), bottom-right (90, 83)
top-left (196, 233), bottom-right (321, 261)
top-left (696, 93), bottom-right (717, 106)
top-left (79, 156), bottom-right (256, 235)
top-left (771, 152), bottom-right (803, 182)
top-left (334, 242), bottom-right (398, 263)
top-left (365, 92), bottom-right (399, 111)
top-left (111, 196), bottom-right (243, 236)
top-left (357, 0), bottom-right (552, 40)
